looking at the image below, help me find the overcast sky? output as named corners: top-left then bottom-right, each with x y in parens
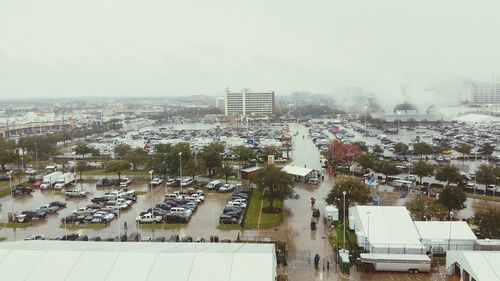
top-left (1, 0), bottom-right (500, 100)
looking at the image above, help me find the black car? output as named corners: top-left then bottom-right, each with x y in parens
top-left (219, 214), bottom-right (237, 224)
top-left (223, 206), bottom-right (243, 215)
top-left (75, 235), bottom-right (89, 241)
top-left (167, 234), bottom-right (180, 242)
top-left (127, 232), bottom-right (141, 242)
top-left (22, 210), bottom-right (47, 220)
top-left (13, 187), bottom-right (33, 196)
top-left (165, 214), bottom-right (189, 223)
top-left (156, 203), bottom-right (171, 211)
top-left (114, 234), bottom-right (127, 242)
top-left (225, 211), bottom-right (242, 219)
top-left (89, 236), bottom-right (102, 241)
top-left (91, 197), bottom-right (109, 204)
top-left (49, 201), bottom-right (67, 208)
top-left (180, 236), bottom-right (193, 242)
top-left (61, 214), bottom-right (79, 224)
top-left (61, 233), bottom-right (79, 241)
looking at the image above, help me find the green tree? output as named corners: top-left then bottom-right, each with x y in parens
top-left (353, 141), bottom-right (368, 152)
top-left (155, 143), bottom-right (172, 154)
top-left (183, 157), bottom-right (206, 179)
top-left (393, 142), bottom-right (409, 155)
top-left (438, 186), bottom-right (466, 215)
top-left (105, 160), bottom-right (130, 180)
top-left (167, 143), bottom-right (192, 175)
top-left (481, 143), bottom-right (495, 156)
top-left (11, 169), bottom-right (24, 185)
top-left (114, 144), bottom-right (131, 159)
top-left (473, 208), bottom-right (500, 239)
top-left (411, 160), bottom-right (435, 185)
top-left (435, 164), bottom-right (462, 185)
top-left (358, 152), bottom-right (377, 170)
top-left (405, 196), bottom-right (446, 220)
top-left (219, 162), bottom-right (235, 183)
top-left (75, 161), bottom-right (88, 181)
top-left (74, 143), bottom-right (93, 160)
top-left (0, 138), bottom-right (18, 171)
top-left (455, 143), bottom-right (471, 162)
top-left (201, 142), bottom-right (223, 176)
top-left (260, 145), bottom-right (283, 160)
top-left (325, 176), bottom-right (371, 217)
top-left (147, 153), bottom-right (168, 178)
top-left (413, 142), bottom-right (434, 159)
top-left (476, 164), bottom-right (500, 193)
top-left (125, 148), bottom-right (149, 170)
top-left (231, 145), bottom-right (256, 162)
top-left (372, 144), bottom-right (384, 155)
top-left (373, 160), bottom-right (402, 183)
top-left (252, 165), bottom-right (294, 211)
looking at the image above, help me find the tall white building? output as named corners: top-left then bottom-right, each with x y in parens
top-left (225, 89), bottom-right (275, 116)
top-left (470, 82), bottom-right (500, 104)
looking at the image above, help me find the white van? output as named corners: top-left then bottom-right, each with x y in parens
top-left (170, 207), bottom-right (191, 216)
top-left (393, 180), bottom-right (414, 189)
top-left (206, 180), bottom-right (222, 190)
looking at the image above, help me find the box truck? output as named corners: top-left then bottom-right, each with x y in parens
top-left (40, 172), bottom-right (63, 189)
top-left (54, 173), bottom-right (76, 189)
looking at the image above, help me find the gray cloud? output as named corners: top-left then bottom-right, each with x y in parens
top-left (0, 0), bottom-right (499, 101)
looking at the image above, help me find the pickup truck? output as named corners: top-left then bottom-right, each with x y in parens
top-left (38, 204), bottom-right (59, 213)
top-left (65, 190), bottom-right (89, 197)
top-left (136, 213), bottom-right (162, 224)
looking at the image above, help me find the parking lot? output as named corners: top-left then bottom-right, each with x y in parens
top-left (0, 180), bottom-right (244, 241)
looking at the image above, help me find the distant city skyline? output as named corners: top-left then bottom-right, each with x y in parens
top-left (1, 0), bottom-right (500, 106)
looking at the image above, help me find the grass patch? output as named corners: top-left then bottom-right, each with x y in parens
top-left (217, 224), bottom-right (241, 230)
top-left (0, 222), bottom-right (31, 228)
top-left (59, 223), bottom-right (106, 230)
top-left (0, 188), bottom-right (11, 198)
top-left (432, 257), bottom-right (446, 267)
top-left (0, 237), bottom-right (6, 242)
top-left (54, 191), bottom-right (65, 196)
top-left (329, 221), bottom-right (358, 251)
top-left (244, 189), bottom-right (283, 229)
top-left (138, 223), bottom-right (184, 229)
top-left (135, 191), bottom-right (147, 195)
top-left (467, 194), bottom-right (500, 202)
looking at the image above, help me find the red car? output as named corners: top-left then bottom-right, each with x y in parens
top-left (32, 181), bottom-right (42, 189)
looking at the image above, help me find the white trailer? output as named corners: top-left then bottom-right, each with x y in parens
top-left (40, 172), bottom-right (63, 190)
top-left (360, 253), bottom-right (431, 274)
top-left (54, 173), bottom-right (76, 189)
top-left (324, 205), bottom-right (339, 222)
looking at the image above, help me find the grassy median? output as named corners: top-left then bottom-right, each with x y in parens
top-left (217, 224), bottom-right (241, 230)
top-left (59, 223), bottom-right (106, 230)
top-left (244, 189), bottom-right (283, 229)
top-left (138, 223), bottom-right (184, 229)
top-left (0, 222), bottom-right (31, 228)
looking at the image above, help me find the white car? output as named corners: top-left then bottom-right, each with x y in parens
top-left (24, 234), bottom-right (45, 240)
top-left (136, 213), bottom-right (162, 223)
top-left (227, 201), bottom-right (247, 209)
top-left (150, 178), bottom-right (164, 186)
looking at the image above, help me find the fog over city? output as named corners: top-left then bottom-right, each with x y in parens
top-left (1, 0), bottom-right (500, 110)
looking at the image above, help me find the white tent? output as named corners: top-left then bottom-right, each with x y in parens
top-left (447, 251), bottom-right (500, 281)
top-left (281, 165), bottom-right (313, 177)
top-left (349, 206), bottom-right (425, 254)
top-left (414, 221), bottom-right (477, 251)
top-left (0, 241), bottom-right (277, 281)
top-left (324, 205), bottom-right (339, 222)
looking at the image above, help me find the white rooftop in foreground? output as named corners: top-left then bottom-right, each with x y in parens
top-left (414, 221), bottom-right (477, 241)
top-left (0, 241), bottom-right (276, 281)
top-left (447, 251), bottom-right (500, 281)
top-left (281, 165), bottom-right (313, 177)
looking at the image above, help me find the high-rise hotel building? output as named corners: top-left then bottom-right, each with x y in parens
top-left (225, 89), bottom-right (275, 116)
top-left (470, 82), bottom-right (500, 104)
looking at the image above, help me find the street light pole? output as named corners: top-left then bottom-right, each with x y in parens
top-left (366, 211), bottom-right (371, 252)
top-left (179, 152), bottom-right (183, 192)
top-left (9, 174), bottom-right (13, 220)
top-left (342, 190), bottom-right (346, 250)
top-left (448, 211), bottom-right (453, 251)
top-left (34, 142), bottom-right (38, 169)
top-left (364, 106), bottom-right (368, 136)
top-left (149, 170), bottom-right (153, 215)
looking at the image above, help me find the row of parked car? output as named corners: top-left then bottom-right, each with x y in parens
top-left (24, 232), bottom-right (230, 243)
top-left (219, 185), bottom-right (252, 224)
top-left (14, 201), bottom-right (67, 223)
top-left (136, 189), bottom-right (205, 224)
top-left (61, 189), bottom-right (138, 224)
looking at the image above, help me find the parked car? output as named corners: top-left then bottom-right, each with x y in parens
top-left (219, 214), bottom-right (238, 224)
top-left (24, 234), bottom-right (45, 240)
top-left (49, 201), bottom-right (67, 208)
top-left (65, 190), bottom-right (89, 197)
top-left (150, 178), bottom-right (164, 186)
top-left (165, 214), bottom-right (189, 223)
top-left (193, 237), bottom-right (206, 243)
top-left (13, 186), bottom-right (33, 196)
top-left (136, 213), bottom-right (162, 224)
top-left (167, 234), bottom-right (180, 242)
top-left (180, 236), bottom-right (193, 242)
top-left (61, 233), bottom-right (79, 241)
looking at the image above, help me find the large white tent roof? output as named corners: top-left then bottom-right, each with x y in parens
top-left (0, 241), bottom-right (276, 281)
top-left (414, 221), bottom-right (477, 241)
top-left (281, 165), bottom-right (313, 177)
top-left (350, 206), bottom-right (423, 248)
top-left (447, 251), bottom-right (500, 281)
